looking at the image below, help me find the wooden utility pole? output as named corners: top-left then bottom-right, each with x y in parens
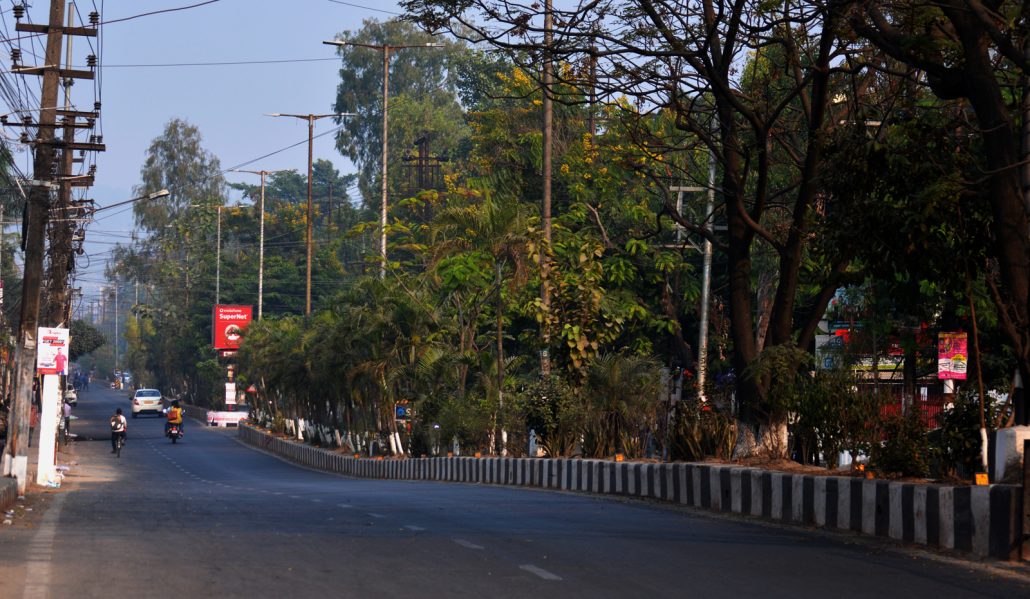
top-left (45, 2), bottom-right (98, 328)
top-left (267, 113), bottom-right (351, 314)
top-left (540, 0), bottom-right (554, 376)
top-left (2, 0), bottom-right (98, 493)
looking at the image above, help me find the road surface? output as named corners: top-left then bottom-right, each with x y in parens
top-left (0, 385), bottom-right (1027, 598)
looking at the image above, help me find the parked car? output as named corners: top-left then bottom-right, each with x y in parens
top-left (64, 382), bottom-right (77, 407)
top-left (131, 388), bottom-right (163, 418)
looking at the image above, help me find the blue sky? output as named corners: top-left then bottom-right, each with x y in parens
top-left (59, 0), bottom-right (404, 302)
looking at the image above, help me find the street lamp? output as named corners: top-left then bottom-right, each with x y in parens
top-left (323, 39), bottom-right (443, 279)
top-left (231, 169), bottom-right (288, 320)
top-left (266, 112), bottom-right (354, 315)
top-left (90, 189), bottom-right (170, 214)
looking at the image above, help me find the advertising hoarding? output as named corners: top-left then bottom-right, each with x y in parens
top-left (36, 327), bottom-right (70, 375)
top-left (213, 305), bottom-right (253, 350)
top-left (938, 332), bottom-right (968, 380)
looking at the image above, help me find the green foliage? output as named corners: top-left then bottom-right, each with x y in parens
top-left (330, 18), bottom-right (469, 204)
top-left (670, 402), bottom-right (738, 462)
top-left (871, 410), bottom-right (933, 478)
top-left (580, 353), bottom-right (664, 458)
top-left (69, 320), bottom-right (105, 361)
top-left (195, 359), bottom-right (224, 408)
top-left (744, 344), bottom-right (812, 424)
top-left (133, 118), bottom-right (225, 233)
top-left (930, 390), bottom-right (995, 479)
top-left (790, 369), bottom-right (884, 468)
top-left (509, 375), bottom-right (584, 458)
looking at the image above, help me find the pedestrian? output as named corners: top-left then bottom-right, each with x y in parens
top-left (28, 401), bottom-right (39, 448)
top-left (62, 400), bottom-right (72, 435)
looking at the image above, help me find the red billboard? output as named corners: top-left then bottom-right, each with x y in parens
top-left (213, 305), bottom-right (253, 350)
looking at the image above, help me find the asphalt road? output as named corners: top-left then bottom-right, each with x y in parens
top-left (0, 385), bottom-right (1027, 598)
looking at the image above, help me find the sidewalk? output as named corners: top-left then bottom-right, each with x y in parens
top-left (1, 428), bottom-right (77, 516)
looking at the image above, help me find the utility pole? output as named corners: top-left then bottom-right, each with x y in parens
top-left (3, 0), bottom-right (98, 493)
top-left (266, 114), bottom-right (352, 314)
top-left (697, 144), bottom-right (717, 403)
top-left (540, 1), bottom-right (554, 376)
top-left (216, 206), bottom-right (221, 305)
top-left (323, 39), bottom-right (440, 280)
top-left (113, 284), bottom-right (118, 373)
top-left (233, 169), bottom-right (287, 320)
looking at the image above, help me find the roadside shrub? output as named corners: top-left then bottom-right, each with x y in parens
top-left (580, 353), bottom-right (664, 459)
top-left (509, 375), bottom-right (584, 457)
top-left (930, 390), bottom-right (995, 479)
top-left (670, 402), bottom-right (737, 461)
top-left (871, 409), bottom-right (933, 478)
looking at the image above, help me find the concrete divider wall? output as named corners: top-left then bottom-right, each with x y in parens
top-left (238, 423), bottom-right (1024, 560)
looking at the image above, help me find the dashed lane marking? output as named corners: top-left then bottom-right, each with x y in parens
top-left (404, 525), bottom-right (425, 531)
top-left (519, 564), bottom-right (562, 581)
top-left (367, 513), bottom-right (385, 519)
top-left (452, 539), bottom-right (484, 550)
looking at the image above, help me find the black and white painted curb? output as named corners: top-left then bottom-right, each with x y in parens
top-left (238, 423), bottom-right (1024, 561)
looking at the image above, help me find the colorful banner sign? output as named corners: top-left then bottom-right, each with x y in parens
top-left (36, 327), bottom-right (70, 375)
top-left (212, 305), bottom-right (253, 350)
top-left (938, 332), bottom-right (968, 380)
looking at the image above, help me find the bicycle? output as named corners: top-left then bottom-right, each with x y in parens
top-left (114, 432), bottom-right (125, 458)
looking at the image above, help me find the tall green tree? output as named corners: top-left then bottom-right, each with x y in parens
top-left (329, 18), bottom-right (469, 204)
top-left (133, 118), bottom-right (226, 232)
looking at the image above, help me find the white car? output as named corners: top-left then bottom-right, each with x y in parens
top-left (131, 388), bottom-right (163, 418)
top-left (64, 382), bottom-right (77, 407)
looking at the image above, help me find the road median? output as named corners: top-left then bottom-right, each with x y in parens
top-left (237, 422), bottom-right (1025, 562)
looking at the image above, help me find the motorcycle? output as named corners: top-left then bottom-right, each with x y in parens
top-left (166, 423), bottom-right (183, 444)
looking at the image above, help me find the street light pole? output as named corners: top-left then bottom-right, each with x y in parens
top-left (233, 169), bottom-right (287, 320)
top-left (266, 113), bottom-right (353, 315)
top-left (323, 39), bottom-right (442, 279)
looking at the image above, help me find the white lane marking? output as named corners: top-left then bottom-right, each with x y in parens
top-left (288, 495), bottom-right (301, 499)
top-left (311, 499), bottom-right (323, 503)
top-left (404, 525), bottom-right (425, 531)
top-left (337, 504), bottom-right (352, 509)
top-left (367, 513), bottom-right (385, 519)
top-left (452, 539), bottom-right (484, 550)
top-left (22, 492), bottom-right (69, 599)
top-left (519, 564), bottom-right (562, 581)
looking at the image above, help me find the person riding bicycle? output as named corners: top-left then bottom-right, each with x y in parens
top-left (110, 408), bottom-right (127, 453)
top-left (165, 401), bottom-right (184, 436)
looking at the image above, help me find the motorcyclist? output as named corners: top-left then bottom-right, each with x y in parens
top-left (165, 400), bottom-right (184, 437)
top-left (110, 408), bottom-right (127, 453)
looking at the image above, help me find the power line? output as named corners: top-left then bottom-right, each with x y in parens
top-left (101, 0), bottom-right (223, 25)
top-left (99, 57), bottom-right (339, 68)
top-left (326, 0), bottom-right (400, 15)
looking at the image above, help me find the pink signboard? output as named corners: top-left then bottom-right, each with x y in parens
top-left (937, 332), bottom-right (968, 380)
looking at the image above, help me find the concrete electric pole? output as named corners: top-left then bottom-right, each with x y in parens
top-left (323, 39), bottom-right (440, 281)
top-left (232, 169), bottom-right (288, 320)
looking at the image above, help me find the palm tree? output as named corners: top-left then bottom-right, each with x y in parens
top-left (433, 192), bottom-right (530, 454)
top-left (582, 352), bottom-right (664, 458)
